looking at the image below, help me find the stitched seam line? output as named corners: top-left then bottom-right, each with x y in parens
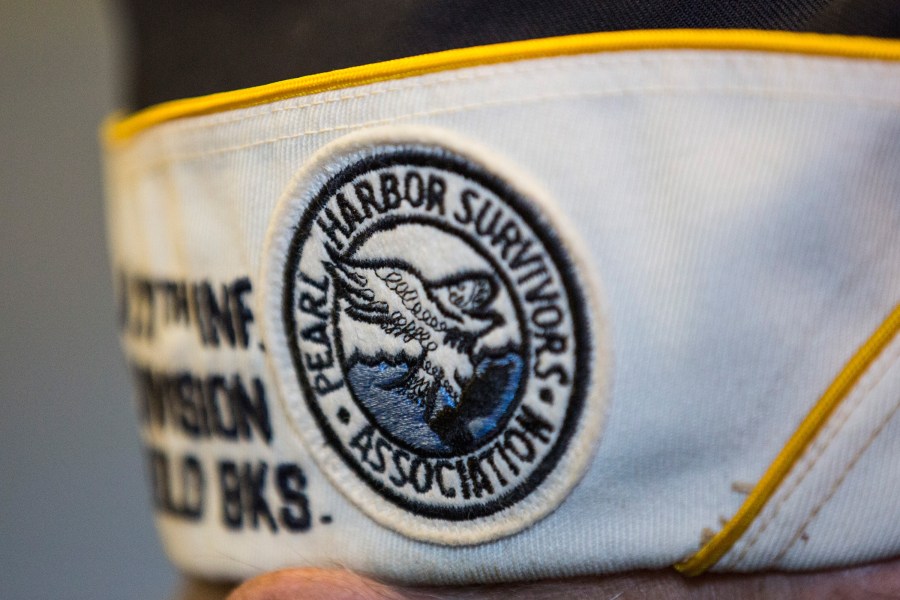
top-left (724, 335), bottom-right (900, 568)
top-left (118, 85), bottom-right (900, 176)
top-left (773, 393), bottom-right (900, 563)
top-left (116, 55), bottom-right (680, 138)
top-left (675, 302), bottom-right (900, 576)
top-left (111, 52), bottom-right (897, 141)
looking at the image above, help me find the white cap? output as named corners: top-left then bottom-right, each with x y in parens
top-left (103, 29), bottom-right (900, 584)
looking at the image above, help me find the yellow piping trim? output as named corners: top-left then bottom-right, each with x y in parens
top-left (104, 29), bottom-right (900, 144)
top-left (676, 302), bottom-right (900, 576)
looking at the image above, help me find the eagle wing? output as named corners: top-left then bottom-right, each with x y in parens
top-left (326, 254), bottom-right (503, 421)
top-left (326, 257), bottom-right (452, 345)
top-left (324, 257), bottom-right (390, 324)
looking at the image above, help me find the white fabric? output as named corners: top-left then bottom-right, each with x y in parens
top-left (104, 48), bottom-right (900, 583)
top-left (715, 325), bottom-right (900, 572)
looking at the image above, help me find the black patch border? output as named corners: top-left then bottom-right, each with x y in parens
top-left (283, 148), bottom-right (592, 521)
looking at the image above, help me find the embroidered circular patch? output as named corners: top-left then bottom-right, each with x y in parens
top-left (263, 127), bottom-right (608, 544)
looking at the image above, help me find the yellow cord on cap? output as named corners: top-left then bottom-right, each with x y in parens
top-left (104, 29), bottom-right (900, 145)
top-left (676, 302), bottom-right (900, 576)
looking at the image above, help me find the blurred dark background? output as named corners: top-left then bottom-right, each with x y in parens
top-left (0, 1), bottom-right (177, 598)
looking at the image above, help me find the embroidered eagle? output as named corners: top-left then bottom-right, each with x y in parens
top-left (325, 247), bottom-right (504, 425)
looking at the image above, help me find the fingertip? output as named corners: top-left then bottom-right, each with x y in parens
top-left (227, 568), bottom-right (406, 600)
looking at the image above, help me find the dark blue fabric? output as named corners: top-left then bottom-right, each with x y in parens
top-left (123, 0), bottom-right (900, 110)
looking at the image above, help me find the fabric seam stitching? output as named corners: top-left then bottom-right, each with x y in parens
top-left (774, 394), bottom-right (900, 563)
top-left (725, 336), bottom-right (900, 568)
top-left (118, 86), bottom-right (900, 175)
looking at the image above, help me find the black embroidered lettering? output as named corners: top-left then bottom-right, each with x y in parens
top-left (454, 188), bottom-right (477, 224)
top-left (313, 373), bottom-right (343, 395)
top-left (131, 364), bottom-right (273, 445)
top-left (337, 191), bottom-right (366, 234)
top-left (403, 171), bottom-right (424, 207)
top-left (317, 207), bottom-right (350, 248)
top-left (535, 362), bottom-right (569, 385)
top-left (494, 441), bottom-right (520, 476)
top-left (147, 448), bottom-right (204, 521)
top-left (508, 239), bottom-right (543, 271)
top-left (219, 460), bottom-right (243, 529)
top-left (409, 458), bottom-right (434, 494)
top-left (532, 304), bottom-right (563, 329)
top-left (176, 373), bottom-right (202, 436)
top-left (504, 427), bottom-right (536, 463)
top-left (229, 277), bottom-right (254, 348)
top-left (474, 199), bottom-right (500, 236)
top-left (276, 463), bottom-right (311, 532)
top-left (380, 173), bottom-right (402, 209)
top-left (492, 221), bottom-right (523, 260)
top-left (467, 455), bottom-right (493, 498)
top-left (245, 462), bottom-right (277, 532)
top-left (389, 448), bottom-right (411, 487)
top-left (516, 263), bottom-right (548, 286)
top-left (434, 461), bottom-right (457, 498)
top-left (298, 292), bottom-right (329, 322)
top-left (371, 436), bottom-right (391, 473)
top-left (480, 447), bottom-right (509, 487)
top-left (196, 282), bottom-right (237, 347)
top-left (455, 459), bottom-right (472, 500)
top-left (354, 180), bottom-right (382, 215)
top-left (516, 405), bottom-right (554, 444)
top-left (535, 325), bottom-right (567, 353)
top-left (426, 174), bottom-right (446, 214)
top-left (350, 425), bottom-right (376, 469)
top-left (207, 375), bottom-right (238, 440)
top-left (188, 279), bottom-right (206, 344)
top-left (304, 348), bottom-right (334, 371)
top-left (301, 321), bottom-right (329, 345)
top-left (232, 376), bottom-right (272, 444)
top-left (300, 271), bottom-right (329, 292)
top-left (523, 273), bottom-right (560, 304)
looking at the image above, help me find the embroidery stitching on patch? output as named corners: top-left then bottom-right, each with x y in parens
top-left (263, 127), bottom-right (608, 544)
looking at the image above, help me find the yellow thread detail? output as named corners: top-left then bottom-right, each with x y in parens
top-left (104, 29), bottom-right (900, 144)
top-left (676, 302), bottom-right (900, 576)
